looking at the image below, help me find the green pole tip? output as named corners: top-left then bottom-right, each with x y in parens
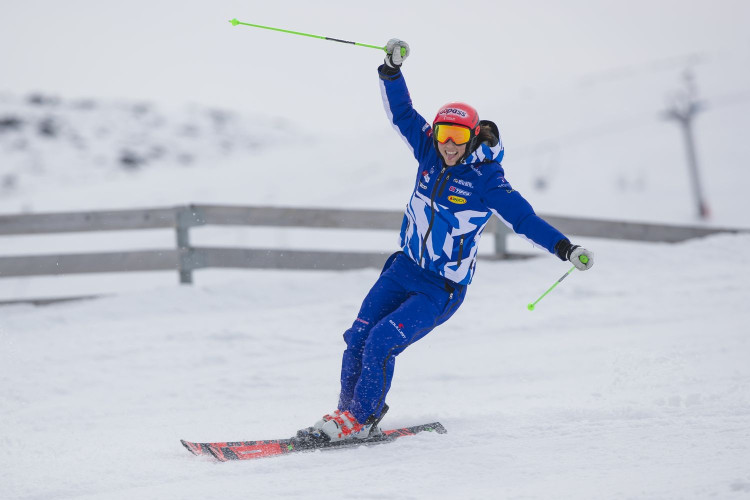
top-left (579, 255), bottom-right (589, 264)
top-left (527, 303), bottom-right (535, 311)
top-left (230, 18), bottom-right (240, 26)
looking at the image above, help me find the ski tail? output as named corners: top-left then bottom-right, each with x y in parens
top-left (209, 440), bottom-right (291, 462)
top-left (181, 439), bottom-right (253, 457)
top-left (181, 439), bottom-right (213, 456)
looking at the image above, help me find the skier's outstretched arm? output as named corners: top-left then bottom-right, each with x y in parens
top-left (483, 172), bottom-right (594, 270)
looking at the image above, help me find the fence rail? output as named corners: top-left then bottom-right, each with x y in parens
top-left (0, 207), bottom-right (179, 234)
top-left (1, 204), bottom-right (746, 288)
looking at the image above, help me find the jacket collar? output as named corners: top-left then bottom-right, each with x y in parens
top-left (463, 142), bottom-right (504, 165)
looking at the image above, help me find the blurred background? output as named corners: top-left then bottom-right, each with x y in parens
top-left (1, 0), bottom-right (749, 298)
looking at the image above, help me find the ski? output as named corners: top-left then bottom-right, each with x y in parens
top-left (181, 421), bottom-right (446, 462)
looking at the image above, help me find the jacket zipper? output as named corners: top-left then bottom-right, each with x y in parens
top-left (456, 236), bottom-right (465, 266)
top-left (419, 167), bottom-right (451, 266)
top-left (438, 172), bottom-right (452, 197)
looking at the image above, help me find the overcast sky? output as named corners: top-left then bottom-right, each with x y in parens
top-left (2, 0), bottom-right (748, 134)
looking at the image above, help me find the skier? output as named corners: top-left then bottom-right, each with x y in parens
top-left (302, 39), bottom-right (594, 442)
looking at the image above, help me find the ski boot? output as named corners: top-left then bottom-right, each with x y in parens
top-left (319, 405), bottom-right (389, 442)
top-left (294, 409), bottom-right (343, 446)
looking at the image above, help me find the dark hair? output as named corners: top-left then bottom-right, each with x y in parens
top-left (476, 120), bottom-right (499, 147)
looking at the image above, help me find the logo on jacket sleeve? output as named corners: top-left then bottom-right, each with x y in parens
top-left (498, 175), bottom-right (514, 193)
top-left (422, 170), bottom-right (431, 183)
top-left (448, 195), bottom-right (467, 204)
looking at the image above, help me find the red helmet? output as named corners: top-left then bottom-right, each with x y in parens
top-left (432, 102), bottom-right (479, 129)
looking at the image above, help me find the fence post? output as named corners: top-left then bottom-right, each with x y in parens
top-left (174, 205), bottom-right (205, 284)
top-left (493, 219), bottom-right (508, 259)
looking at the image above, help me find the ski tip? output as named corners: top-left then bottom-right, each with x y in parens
top-left (430, 422), bottom-right (447, 434)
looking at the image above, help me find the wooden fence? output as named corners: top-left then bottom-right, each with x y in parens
top-left (0, 204), bottom-right (746, 288)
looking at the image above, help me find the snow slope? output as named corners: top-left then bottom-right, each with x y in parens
top-left (1, 0), bottom-right (749, 303)
top-left (2, 234), bottom-right (749, 499)
top-left (0, 92), bottom-right (297, 207)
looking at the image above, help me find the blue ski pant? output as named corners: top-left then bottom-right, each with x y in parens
top-left (338, 252), bottom-right (466, 423)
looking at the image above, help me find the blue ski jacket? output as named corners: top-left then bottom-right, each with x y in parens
top-left (379, 65), bottom-right (567, 285)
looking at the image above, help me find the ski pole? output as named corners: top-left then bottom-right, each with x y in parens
top-left (527, 255), bottom-right (589, 311)
top-left (228, 18), bottom-right (406, 56)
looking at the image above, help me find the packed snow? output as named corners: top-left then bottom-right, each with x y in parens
top-left (2, 1), bottom-right (750, 499)
top-left (2, 234), bottom-right (750, 499)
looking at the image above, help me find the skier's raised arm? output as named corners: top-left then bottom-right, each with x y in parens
top-left (377, 39), bottom-right (435, 163)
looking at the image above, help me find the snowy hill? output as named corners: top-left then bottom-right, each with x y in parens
top-left (2, 234), bottom-right (749, 499)
top-left (0, 92), bottom-right (295, 206)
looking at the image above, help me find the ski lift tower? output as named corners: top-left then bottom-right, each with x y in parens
top-left (663, 69), bottom-right (710, 219)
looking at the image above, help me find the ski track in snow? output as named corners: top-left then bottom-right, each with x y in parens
top-left (1, 235), bottom-right (749, 499)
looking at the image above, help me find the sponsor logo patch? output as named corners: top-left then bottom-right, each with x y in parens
top-left (449, 185), bottom-right (472, 196)
top-left (438, 108), bottom-right (467, 118)
top-left (422, 170), bottom-right (431, 183)
top-left (448, 195), bottom-right (467, 204)
top-left (498, 175), bottom-right (513, 192)
top-left (389, 319), bottom-right (407, 340)
top-left (419, 182), bottom-right (428, 190)
top-left (453, 179), bottom-right (474, 188)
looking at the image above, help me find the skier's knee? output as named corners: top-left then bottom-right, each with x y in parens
top-left (343, 317), bottom-right (371, 347)
top-left (361, 322), bottom-right (409, 361)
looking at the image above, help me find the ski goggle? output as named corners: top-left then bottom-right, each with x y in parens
top-left (433, 123), bottom-right (477, 145)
